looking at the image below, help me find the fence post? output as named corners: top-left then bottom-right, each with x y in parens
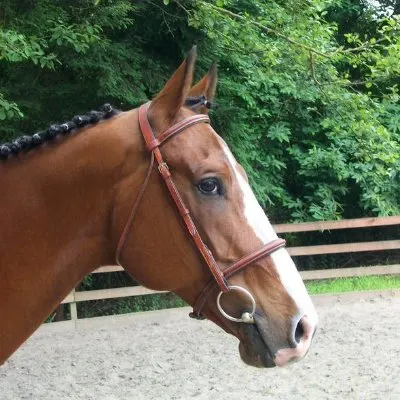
top-left (69, 289), bottom-right (78, 322)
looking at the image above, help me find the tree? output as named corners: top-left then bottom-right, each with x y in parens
top-left (184, 0), bottom-right (400, 219)
top-left (1, 0), bottom-right (399, 220)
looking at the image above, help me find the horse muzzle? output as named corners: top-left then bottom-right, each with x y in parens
top-left (238, 314), bottom-right (317, 368)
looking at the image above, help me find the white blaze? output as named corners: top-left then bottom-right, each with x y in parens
top-left (222, 143), bottom-right (318, 326)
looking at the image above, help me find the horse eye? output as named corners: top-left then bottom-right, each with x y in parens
top-left (197, 177), bottom-right (221, 196)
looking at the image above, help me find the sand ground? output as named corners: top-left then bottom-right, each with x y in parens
top-left (1, 291), bottom-right (399, 400)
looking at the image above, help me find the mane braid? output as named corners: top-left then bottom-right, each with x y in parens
top-left (0, 104), bottom-right (119, 161)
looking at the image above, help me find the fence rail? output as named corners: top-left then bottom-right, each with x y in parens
top-left (59, 216), bottom-right (400, 322)
top-left (274, 216), bottom-right (400, 233)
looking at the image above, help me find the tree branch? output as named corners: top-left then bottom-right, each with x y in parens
top-left (199, 2), bottom-right (332, 59)
top-left (309, 52), bottom-right (322, 86)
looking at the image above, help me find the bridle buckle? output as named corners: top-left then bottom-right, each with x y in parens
top-left (158, 162), bottom-right (170, 178)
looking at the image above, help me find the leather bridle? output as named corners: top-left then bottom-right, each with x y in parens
top-left (116, 102), bottom-right (286, 323)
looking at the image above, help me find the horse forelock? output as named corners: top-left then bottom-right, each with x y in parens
top-left (184, 95), bottom-right (216, 110)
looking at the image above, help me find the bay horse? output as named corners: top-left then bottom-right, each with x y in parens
top-left (0, 48), bottom-right (317, 368)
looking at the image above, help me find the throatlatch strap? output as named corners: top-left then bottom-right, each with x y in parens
top-left (115, 152), bottom-right (155, 266)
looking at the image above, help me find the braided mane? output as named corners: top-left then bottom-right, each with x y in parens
top-left (0, 104), bottom-right (119, 161)
top-left (0, 96), bottom-right (214, 161)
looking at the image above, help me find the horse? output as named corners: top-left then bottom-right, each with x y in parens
top-left (0, 47), bottom-right (317, 368)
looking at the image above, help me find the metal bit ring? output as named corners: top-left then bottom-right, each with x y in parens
top-left (216, 285), bottom-right (256, 324)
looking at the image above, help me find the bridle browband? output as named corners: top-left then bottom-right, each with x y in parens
top-left (116, 102), bottom-right (286, 323)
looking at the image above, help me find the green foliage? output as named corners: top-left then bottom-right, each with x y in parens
top-left (0, 0), bottom-right (139, 139)
top-left (1, 0), bottom-right (399, 220)
top-left (306, 275), bottom-right (400, 294)
top-left (187, 0), bottom-right (400, 220)
top-left (0, 29), bottom-right (57, 67)
top-left (49, 19), bottom-right (102, 53)
top-left (0, 93), bottom-right (23, 121)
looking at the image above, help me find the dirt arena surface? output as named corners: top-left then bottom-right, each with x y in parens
top-left (1, 291), bottom-right (399, 400)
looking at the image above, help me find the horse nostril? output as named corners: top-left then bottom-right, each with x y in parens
top-left (294, 317), bottom-right (305, 344)
top-left (292, 315), bottom-right (314, 346)
top-left (275, 315), bottom-right (316, 366)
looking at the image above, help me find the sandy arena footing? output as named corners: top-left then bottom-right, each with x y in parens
top-left (1, 291), bottom-right (399, 400)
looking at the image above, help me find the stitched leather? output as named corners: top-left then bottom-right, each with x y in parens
top-left (190, 238), bottom-right (286, 319)
top-left (155, 114), bottom-right (210, 149)
top-left (223, 238), bottom-right (286, 278)
top-left (139, 103), bottom-right (229, 293)
top-left (140, 102), bottom-right (210, 152)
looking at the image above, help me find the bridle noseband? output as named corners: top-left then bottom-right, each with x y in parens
top-left (116, 102), bottom-right (286, 324)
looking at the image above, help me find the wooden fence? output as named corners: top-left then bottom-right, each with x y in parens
top-left (60, 216), bottom-right (400, 322)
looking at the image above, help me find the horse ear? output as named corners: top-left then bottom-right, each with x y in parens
top-left (187, 62), bottom-right (217, 114)
top-left (148, 47), bottom-right (197, 131)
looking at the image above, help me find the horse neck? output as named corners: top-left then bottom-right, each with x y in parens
top-left (0, 110), bottom-right (143, 363)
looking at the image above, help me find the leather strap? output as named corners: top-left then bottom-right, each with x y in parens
top-left (189, 238), bottom-right (286, 319)
top-left (139, 102), bottom-right (210, 152)
top-left (147, 115), bottom-right (211, 151)
top-left (115, 152), bottom-right (155, 266)
top-left (223, 238), bottom-right (286, 278)
top-left (138, 103), bottom-right (230, 293)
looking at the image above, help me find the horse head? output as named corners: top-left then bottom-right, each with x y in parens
top-left (117, 47), bottom-right (318, 368)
